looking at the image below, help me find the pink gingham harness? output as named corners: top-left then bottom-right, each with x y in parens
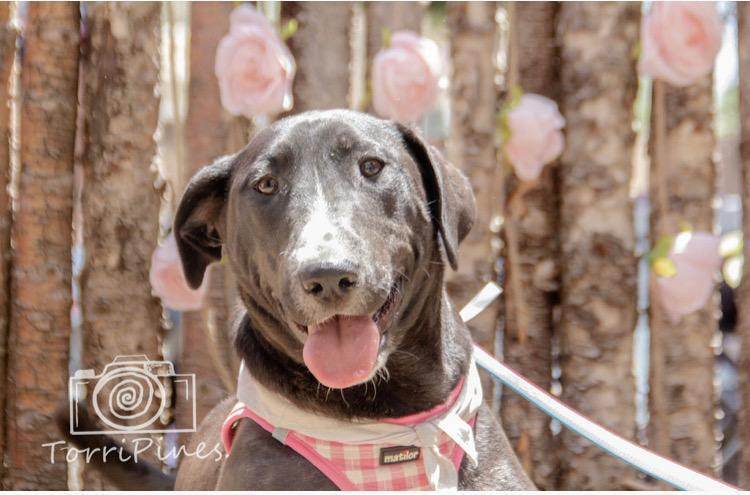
top-left (221, 362), bottom-right (481, 491)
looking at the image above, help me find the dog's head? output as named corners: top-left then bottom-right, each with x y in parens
top-left (174, 110), bottom-right (475, 390)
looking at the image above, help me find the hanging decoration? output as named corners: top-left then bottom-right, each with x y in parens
top-left (639, 2), bottom-right (722, 87)
top-left (651, 230), bottom-right (722, 323)
top-left (502, 93), bottom-right (565, 182)
top-left (150, 232), bottom-right (208, 312)
top-left (215, 5), bottom-right (296, 118)
top-left (372, 30), bottom-right (443, 123)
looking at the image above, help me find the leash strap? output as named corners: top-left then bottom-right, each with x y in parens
top-left (461, 282), bottom-right (738, 492)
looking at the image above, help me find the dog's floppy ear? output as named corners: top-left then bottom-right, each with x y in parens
top-left (173, 154), bottom-right (235, 289)
top-left (397, 123), bottom-right (476, 270)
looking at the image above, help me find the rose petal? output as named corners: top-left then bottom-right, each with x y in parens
top-left (149, 233), bottom-right (207, 312)
top-left (215, 6), bottom-right (296, 118)
top-left (639, 2), bottom-right (722, 86)
top-left (371, 31), bottom-right (443, 123)
top-left (505, 94), bottom-right (566, 181)
top-left (656, 230), bottom-right (720, 322)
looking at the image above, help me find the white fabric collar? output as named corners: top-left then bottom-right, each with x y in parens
top-left (236, 356), bottom-right (483, 490)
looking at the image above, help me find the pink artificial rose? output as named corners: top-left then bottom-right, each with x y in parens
top-left (150, 232), bottom-right (207, 312)
top-left (372, 31), bottom-right (443, 123)
top-left (655, 231), bottom-right (721, 323)
top-left (639, 2), bottom-right (722, 87)
top-left (504, 94), bottom-right (565, 181)
top-left (215, 5), bottom-right (295, 118)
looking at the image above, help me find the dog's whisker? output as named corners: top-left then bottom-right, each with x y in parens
top-left (339, 389), bottom-right (350, 408)
top-left (369, 375), bottom-right (379, 401)
top-left (391, 349), bottom-right (419, 361)
top-left (393, 268), bottom-right (411, 282)
top-left (374, 366), bottom-right (390, 385)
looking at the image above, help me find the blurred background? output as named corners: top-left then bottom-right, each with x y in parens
top-left (0, 0), bottom-right (748, 490)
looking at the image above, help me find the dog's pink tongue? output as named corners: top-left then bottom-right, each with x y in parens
top-left (303, 316), bottom-right (380, 389)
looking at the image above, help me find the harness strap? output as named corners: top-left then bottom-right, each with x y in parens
top-left (272, 427), bottom-right (290, 443)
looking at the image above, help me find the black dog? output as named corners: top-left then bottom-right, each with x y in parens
top-left (66, 110), bottom-right (534, 490)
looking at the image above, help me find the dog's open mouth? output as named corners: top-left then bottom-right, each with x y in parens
top-left (299, 278), bottom-right (402, 389)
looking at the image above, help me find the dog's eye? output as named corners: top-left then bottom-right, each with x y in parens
top-left (359, 158), bottom-right (384, 178)
top-left (254, 176), bottom-right (279, 195)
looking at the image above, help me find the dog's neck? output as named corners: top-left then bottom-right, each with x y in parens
top-left (234, 265), bottom-right (473, 420)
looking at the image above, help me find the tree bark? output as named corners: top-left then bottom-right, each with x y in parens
top-left (556, 3), bottom-right (640, 489)
top-left (176, 0), bottom-right (237, 435)
top-left (183, 2), bottom-right (234, 179)
top-left (500, 2), bottom-right (560, 489)
top-left (737, 6), bottom-right (750, 487)
top-left (4, 3), bottom-right (78, 489)
top-left (282, 2), bottom-right (352, 112)
top-left (81, 0), bottom-right (162, 381)
top-left (445, 1), bottom-right (499, 399)
top-left (0, 3), bottom-right (16, 484)
top-left (79, 3), bottom-right (162, 486)
top-left (648, 77), bottom-right (717, 475)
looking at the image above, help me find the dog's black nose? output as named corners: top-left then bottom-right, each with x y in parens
top-left (299, 262), bottom-right (359, 301)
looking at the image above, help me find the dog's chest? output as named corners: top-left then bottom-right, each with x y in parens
top-left (276, 430), bottom-right (461, 490)
top-left (215, 402), bottom-right (535, 490)
top-left (222, 403), bottom-right (471, 490)
top-left (220, 420), bottom-right (338, 490)
top-left (223, 420), bottom-right (470, 491)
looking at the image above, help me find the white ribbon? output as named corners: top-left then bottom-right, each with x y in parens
top-left (462, 282), bottom-right (737, 492)
top-left (236, 358), bottom-right (483, 490)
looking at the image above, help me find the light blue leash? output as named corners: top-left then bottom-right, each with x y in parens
top-left (461, 282), bottom-right (738, 492)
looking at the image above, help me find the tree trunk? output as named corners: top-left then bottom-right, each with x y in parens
top-left (282, 2), bottom-right (352, 112)
top-left (556, 3), bottom-right (640, 489)
top-left (738, 6), bottom-right (750, 487)
top-left (4, 3), bottom-right (79, 489)
top-left (79, 3), bottom-right (162, 486)
top-left (183, 2), bottom-right (234, 178)
top-left (81, 0), bottom-right (162, 384)
top-left (0, 3), bottom-right (16, 484)
top-left (176, 1), bottom-right (237, 435)
top-left (648, 77), bottom-right (717, 475)
top-left (500, 2), bottom-right (560, 489)
top-left (445, 0), bottom-right (499, 399)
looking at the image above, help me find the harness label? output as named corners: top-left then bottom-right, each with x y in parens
top-left (379, 445), bottom-right (421, 465)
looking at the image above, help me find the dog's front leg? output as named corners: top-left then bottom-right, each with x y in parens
top-left (459, 404), bottom-right (536, 490)
top-left (217, 420), bottom-right (338, 490)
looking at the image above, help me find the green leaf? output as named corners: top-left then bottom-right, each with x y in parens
top-left (280, 19), bottom-right (298, 42)
top-left (381, 27), bottom-right (392, 48)
top-left (653, 257), bottom-right (677, 277)
top-left (508, 84), bottom-right (523, 107)
top-left (648, 234), bottom-right (674, 265)
top-left (496, 109), bottom-right (510, 144)
top-left (719, 230), bottom-right (743, 258)
top-left (723, 254), bottom-right (743, 289)
top-left (496, 85), bottom-right (525, 146)
top-left (359, 84), bottom-right (372, 112)
top-left (631, 41), bottom-right (641, 61)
